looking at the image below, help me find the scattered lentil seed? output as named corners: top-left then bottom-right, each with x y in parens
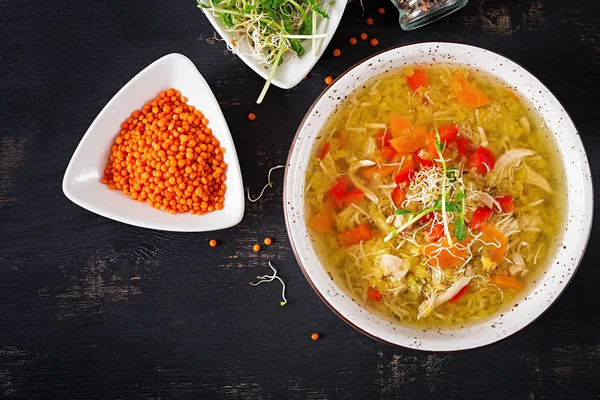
top-left (366, 17), bottom-right (374, 25)
top-left (370, 38), bottom-right (379, 47)
top-left (264, 237), bottom-right (272, 245)
top-left (378, 7), bottom-right (386, 14)
top-left (360, 32), bottom-right (368, 40)
top-left (209, 239), bottom-right (217, 247)
top-left (253, 244), bottom-right (261, 252)
top-left (248, 112), bottom-right (256, 121)
top-left (349, 37), bottom-right (357, 45)
top-left (332, 48), bottom-right (341, 57)
top-left (311, 333), bottom-right (319, 341)
top-left (325, 76), bottom-right (333, 85)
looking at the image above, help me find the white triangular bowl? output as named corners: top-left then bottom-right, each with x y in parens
top-left (63, 53), bottom-right (244, 232)
top-left (201, 0), bottom-right (347, 90)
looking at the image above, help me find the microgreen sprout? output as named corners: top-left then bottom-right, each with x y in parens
top-left (197, 0), bottom-right (330, 103)
top-left (250, 261), bottom-right (288, 306)
top-left (394, 209), bottom-right (412, 215)
top-left (246, 165), bottom-right (286, 202)
top-left (453, 177), bottom-right (467, 241)
top-left (434, 129), bottom-right (452, 245)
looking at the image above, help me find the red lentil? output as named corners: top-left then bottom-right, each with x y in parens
top-left (101, 88), bottom-right (227, 215)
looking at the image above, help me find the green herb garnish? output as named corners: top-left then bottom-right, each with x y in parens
top-left (434, 129), bottom-right (452, 245)
top-left (197, 0), bottom-right (331, 103)
top-left (454, 182), bottom-right (467, 241)
top-left (432, 200), bottom-right (460, 213)
top-left (454, 216), bottom-right (467, 241)
top-left (383, 228), bottom-right (398, 242)
top-left (447, 167), bottom-right (459, 182)
top-left (394, 209), bottom-right (413, 215)
top-left (384, 131), bottom-right (468, 243)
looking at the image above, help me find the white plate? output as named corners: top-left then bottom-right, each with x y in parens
top-left (63, 53), bottom-right (244, 232)
top-left (201, 0), bottom-right (347, 90)
top-left (284, 42), bottom-right (593, 351)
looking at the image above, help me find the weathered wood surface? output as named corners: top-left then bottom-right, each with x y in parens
top-left (0, 0), bottom-right (599, 398)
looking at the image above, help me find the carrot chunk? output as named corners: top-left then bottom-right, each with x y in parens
top-left (422, 237), bottom-right (470, 269)
top-left (389, 116), bottom-right (412, 137)
top-left (310, 208), bottom-right (334, 233)
top-left (451, 72), bottom-right (491, 108)
top-left (339, 224), bottom-right (373, 247)
top-left (491, 275), bottom-right (525, 292)
top-left (389, 127), bottom-right (428, 153)
top-left (482, 224), bottom-right (508, 262)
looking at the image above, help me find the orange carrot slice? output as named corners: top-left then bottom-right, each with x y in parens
top-left (482, 224), bottom-right (508, 262)
top-left (389, 127), bottom-right (428, 153)
top-left (422, 237), bottom-right (470, 269)
top-left (339, 224), bottom-right (373, 247)
top-left (491, 275), bottom-right (525, 292)
top-left (310, 208), bottom-right (334, 233)
top-left (389, 116), bottom-right (412, 137)
top-left (451, 72), bottom-right (491, 108)
top-left (505, 88), bottom-right (520, 102)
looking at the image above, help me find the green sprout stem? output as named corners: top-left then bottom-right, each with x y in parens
top-left (435, 130), bottom-right (453, 246)
top-left (257, 42), bottom-right (285, 104)
top-left (384, 207), bottom-right (436, 242)
top-left (286, 0), bottom-right (307, 17)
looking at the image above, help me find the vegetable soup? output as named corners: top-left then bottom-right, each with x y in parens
top-left (305, 65), bottom-right (565, 327)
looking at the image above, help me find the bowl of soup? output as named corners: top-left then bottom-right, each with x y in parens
top-left (283, 42), bottom-right (593, 351)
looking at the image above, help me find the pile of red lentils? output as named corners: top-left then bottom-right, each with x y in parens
top-left (102, 88), bottom-right (227, 215)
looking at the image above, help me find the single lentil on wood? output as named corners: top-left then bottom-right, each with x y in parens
top-left (101, 88), bottom-right (228, 215)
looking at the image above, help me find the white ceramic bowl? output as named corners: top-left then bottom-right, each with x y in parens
top-left (63, 53), bottom-right (244, 232)
top-left (283, 42), bottom-right (593, 351)
top-left (201, 1), bottom-right (347, 89)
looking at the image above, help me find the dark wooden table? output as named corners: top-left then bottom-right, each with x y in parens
top-left (1, 0), bottom-right (599, 398)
